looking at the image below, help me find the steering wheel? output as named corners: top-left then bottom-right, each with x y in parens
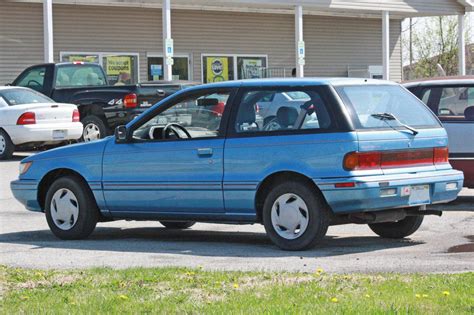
top-left (27, 80), bottom-right (41, 87)
top-left (162, 123), bottom-right (191, 139)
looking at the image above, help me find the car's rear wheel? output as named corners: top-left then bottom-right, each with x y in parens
top-left (45, 176), bottom-right (99, 240)
top-left (160, 221), bottom-right (195, 229)
top-left (0, 129), bottom-right (14, 160)
top-left (81, 115), bottom-right (108, 142)
top-left (262, 181), bottom-right (330, 251)
top-left (368, 215), bottom-right (424, 239)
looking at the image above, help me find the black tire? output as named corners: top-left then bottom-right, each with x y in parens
top-left (262, 181), bottom-right (330, 251)
top-left (0, 129), bottom-right (14, 160)
top-left (368, 215), bottom-right (424, 239)
top-left (160, 221), bottom-right (196, 229)
top-left (45, 176), bottom-right (99, 240)
top-left (81, 115), bottom-right (108, 142)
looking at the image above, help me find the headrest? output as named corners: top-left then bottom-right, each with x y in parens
top-left (276, 106), bottom-right (299, 127)
top-left (236, 102), bottom-right (256, 124)
top-left (464, 106), bottom-right (474, 121)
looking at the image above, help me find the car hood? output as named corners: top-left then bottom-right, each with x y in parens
top-left (22, 137), bottom-right (112, 163)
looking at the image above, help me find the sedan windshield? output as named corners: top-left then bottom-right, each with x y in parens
top-left (0, 88), bottom-right (54, 106)
top-left (336, 85), bottom-right (440, 129)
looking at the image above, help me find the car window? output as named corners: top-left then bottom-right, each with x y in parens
top-left (0, 97), bottom-right (8, 108)
top-left (336, 85), bottom-right (440, 129)
top-left (437, 86), bottom-right (474, 120)
top-left (420, 88), bottom-right (431, 104)
top-left (56, 65), bottom-right (107, 87)
top-left (234, 88), bottom-right (332, 133)
top-left (16, 66), bottom-right (46, 92)
top-left (0, 89), bottom-right (54, 106)
top-left (132, 91), bottom-right (230, 141)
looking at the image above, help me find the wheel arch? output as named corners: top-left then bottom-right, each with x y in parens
top-left (37, 168), bottom-right (92, 211)
top-left (254, 170), bottom-right (331, 222)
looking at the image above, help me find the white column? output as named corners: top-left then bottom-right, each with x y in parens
top-left (162, 0), bottom-right (172, 81)
top-left (295, 5), bottom-right (304, 78)
top-left (458, 14), bottom-right (466, 76)
top-left (382, 11), bottom-right (390, 80)
top-left (43, 0), bottom-right (54, 63)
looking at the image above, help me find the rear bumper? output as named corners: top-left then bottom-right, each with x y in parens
top-left (316, 169), bottom-right (464, 213)
top-left (10, 180), bottom-right (41, 212)
top-left (7, 123), bottom-right (83, 145)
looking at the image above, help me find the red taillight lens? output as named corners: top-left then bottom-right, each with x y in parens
top-left (72, 109), bottom-right (80, 122)
top-left (17, 112), bottom-right (36, 125)
top-left (381, 149), bottom-right (433, 168)
top-left (433, 147), bottom-right (449, 164)
top-left (123, 93), bottom-right (138, 108)
top-left (343, 152), bottom-right (381, 170)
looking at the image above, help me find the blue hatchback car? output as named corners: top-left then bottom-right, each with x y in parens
top-left (11, 78), bottom-right (463, 250)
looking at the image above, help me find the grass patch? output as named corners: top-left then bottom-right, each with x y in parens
top-left (0, 265), bottom-right (473, 314)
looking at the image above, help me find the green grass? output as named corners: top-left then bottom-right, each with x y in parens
top-left (0, 266), bottom-right (472, 314)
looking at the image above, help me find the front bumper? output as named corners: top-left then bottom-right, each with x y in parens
top-left (8, 123), bottom-right (83, 145)
top-left (10, 180), bottom-right (41, 212)
top-left (316, 169), bottom-right (464, 213)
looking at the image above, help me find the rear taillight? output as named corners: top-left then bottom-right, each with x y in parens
top-left (17, 112), bottom-right (36, 125)
top-left (72, 109), bottom-right (80, 122)
top-left (123, 93), bottom-right (138, 108)
top-left (433, 147), bottom-right (449, 164)
top-left (343, 147), bottom-right (450, 171)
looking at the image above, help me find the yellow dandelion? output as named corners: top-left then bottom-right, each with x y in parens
top-left (20, 296), bottom-right (29, 301)
top-left (34, 272), bottom-right (43, 277)
top-left (233, 283), bottom-right (239, 289)
top-left (118, 294), bottom-right (129, 300)
top-left (442, 291), bottom-right (450, 296)
top-left (331, 297), bottom-right (338, 303)
top-left (422, 294), bottom-right (428, 298)
top-left (415, 294), bottom-right (421, 298)
top-left (365, 294), bottom-right (371, 298)
top-left (316, 268), bottom-right (324, 273)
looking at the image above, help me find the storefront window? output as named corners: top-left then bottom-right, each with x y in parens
top-left (61, 53), bottom-right (100, 64)
top-left (147, 56), bottom-right (189, 81)
top-left (102, 54), bottom-right (139, 85)
top-left (202, 56), bottom-right (234, 83)
top-left (237, 56), bottom-right (267, 79)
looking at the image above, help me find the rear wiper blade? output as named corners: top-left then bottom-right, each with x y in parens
top-left (371, 112), bottom-right (419, 135)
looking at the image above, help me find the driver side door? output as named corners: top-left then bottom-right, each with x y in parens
top-left (102, 88), bottom-right (235, 216)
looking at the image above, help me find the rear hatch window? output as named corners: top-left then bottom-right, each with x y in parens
top-left (336, 85), bottom-right (441, 130)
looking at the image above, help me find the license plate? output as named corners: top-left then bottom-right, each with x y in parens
top-left (52, 130), bottom-right (66, 140)
top-left (406, 185), bottom-right (430, 205)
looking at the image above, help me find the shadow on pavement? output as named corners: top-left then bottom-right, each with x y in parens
top-left (0, 226), bottom-right (423, 258)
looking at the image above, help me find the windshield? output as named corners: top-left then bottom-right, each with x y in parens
top-left (0, 88), bottom-right (53, 106)
top-left (56, 65), bottom-right (107, 87)
top-left (336, 85), bottom-right (440, 129)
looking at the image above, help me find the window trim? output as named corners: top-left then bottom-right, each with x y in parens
top-left (126, 87), bottom-right (237, 144)
top-left (201, 53), bottom-right (268, 83)
top-left (225, 85), bottom-right (343, 139)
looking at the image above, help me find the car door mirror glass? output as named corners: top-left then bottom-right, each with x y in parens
top-left (115, 125), bottom-right (128, 143)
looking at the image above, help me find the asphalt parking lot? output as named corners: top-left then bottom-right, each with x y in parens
top-left (1, 153), bottom-right (473, 273)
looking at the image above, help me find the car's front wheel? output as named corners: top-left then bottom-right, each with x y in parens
top-left (160, 221), bottom-right (195, 229)
top-left (368, 215), bottom-right (424, 239)
top-left (45, 176), bottom-right (99, 240)
top-left (262, 181), bottom-right (330, 251)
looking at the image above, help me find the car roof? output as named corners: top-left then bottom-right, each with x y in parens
top-left (403, 76), bottom-right (474, 88)
top-left (185, 77), bottom-right (398, 91)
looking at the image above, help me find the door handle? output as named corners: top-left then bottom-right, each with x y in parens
top-left (197, 148), bottom-right (213, 156)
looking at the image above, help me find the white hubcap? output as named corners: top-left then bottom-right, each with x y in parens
top-left (83, 123), bottom-right (101, 142)
top-left (0, 135), bottom-right (5, 154)
top-left (50, 188), bottom-right (79, 230)
top-left (271, 193), bottom-right (309, 240)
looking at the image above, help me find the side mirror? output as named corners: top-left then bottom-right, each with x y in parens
top-left (115, 125), bottom-right (128, 143)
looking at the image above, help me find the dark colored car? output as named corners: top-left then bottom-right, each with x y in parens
top-left (404, 76), bottom-right (474, 188)
top-left (10, 62), bottom-right (196, 141)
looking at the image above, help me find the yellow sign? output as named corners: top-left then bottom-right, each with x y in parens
top-left (206, 57), bottom-right (229, 83)
top-left (66, 55), bottom-right (99, 63)
top-left (106, 56), bottom-right (131, 75)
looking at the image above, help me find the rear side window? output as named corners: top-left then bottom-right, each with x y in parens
top-left (55, 65), bottom-right (107, 87)
top-left (437, 86), bottom-right (474, 120)
top-left (16, 66), bottom-right (46, 92)
top-left (336, 85), bottom-right (440, 129)
top-left (234, 88), bottom-right (333, 133)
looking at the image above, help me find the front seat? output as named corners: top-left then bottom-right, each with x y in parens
top-left (235, 101), bottom-right (257, 132)
top-left (464, 106), bottom-right (474, 121)
top-left (276, 106), bottom-right (299, 130)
